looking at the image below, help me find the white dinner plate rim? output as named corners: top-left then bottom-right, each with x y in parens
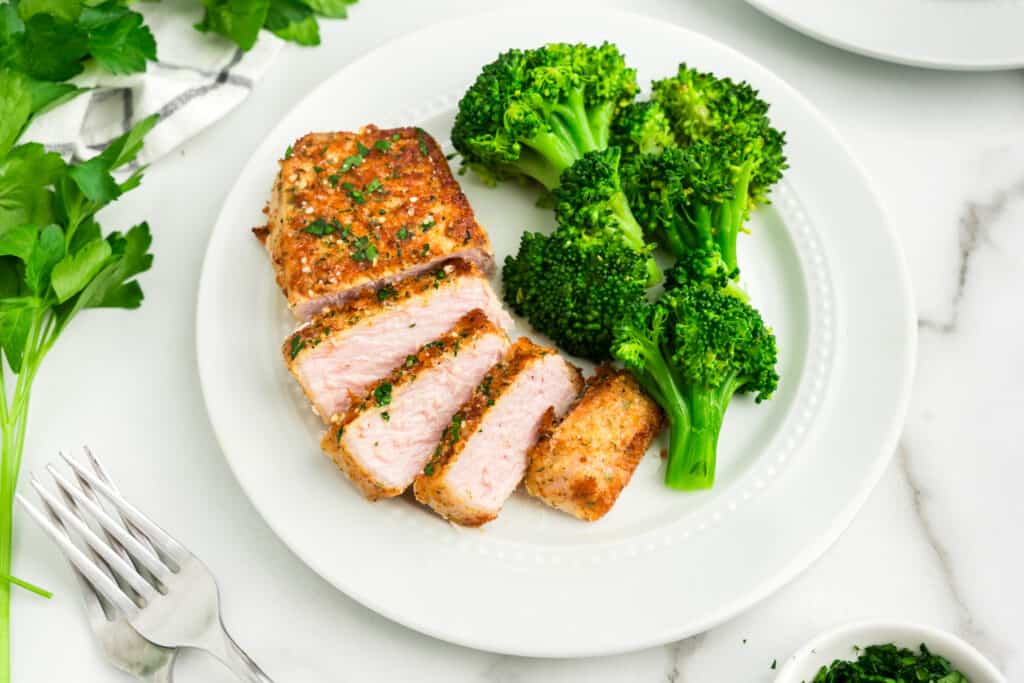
top-left (196, 7), bottom-right (917, 657)
top-left (744, 0), bottom-right (1024, 71)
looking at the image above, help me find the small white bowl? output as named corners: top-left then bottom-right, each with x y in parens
top-left (774, 620), bottom-right (1006, 683)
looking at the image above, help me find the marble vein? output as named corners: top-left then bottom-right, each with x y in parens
top-left (918, 178), bottom-right (1024, 333)
top-left (664, 633), bottom-right (704, 682)
top-left (896, 443), bottom-right (1006, 669)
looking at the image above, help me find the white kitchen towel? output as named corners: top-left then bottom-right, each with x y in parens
top-left (24, 0), bottom-right (282, 166)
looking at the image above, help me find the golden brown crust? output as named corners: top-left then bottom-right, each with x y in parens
top-left (317, 309), bottom-right (504, 502)
top-left (281, 259), bottom-right (481, 369)
top-left (413, 338), bottom-right (584, 526)
top-left (264, 126), bottom-right (491, 316)
top-left (525, 364), bottom-right (664, 522)
top-left (320, 427), bottom-right (398, 501)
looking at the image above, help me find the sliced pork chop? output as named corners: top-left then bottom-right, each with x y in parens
top-left (262, 125), bottom-right (493, 319)
top-left (525, 365), bottom-right (663, 522)
top-left (320, 310), bottom-right (509, 500)
top-left (283, 260), bottom-right (512, 422)
top-left (413, 338), bottom-right (583, 527)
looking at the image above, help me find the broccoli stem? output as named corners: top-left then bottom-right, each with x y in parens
top-left (718, 160), bottom-right (755, 275)
top-left (587, 101), bottom-right (617, 150)
top-left (608, 190), bottom-right (661, 285)
top-left (665, 407), bottom-right (721, 490)
top-left (666, 373), bottom-right (748, 490)
top-left (520, 130), bottom-right (582, 189)
top-left (559, 89), bottom-right (600, 154)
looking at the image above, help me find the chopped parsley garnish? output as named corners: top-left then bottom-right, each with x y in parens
top-left (811, 644), bottom-right (969, 683)
top-left (421, 340), bottom-right (444, 351)
top-left (289, 335), bottom-right (305, 359)
top-left (350, 236), bottom-right (378, 262)
top-left (448, 414), bottom-right (464, 443)
top-left (453, 340), bottom-right (460, 356)
top-left (336, 426), bottom-right (344, 444)
top-left (328, 173), bottom-right (341, 186)
top-left (366, 178), bottom-right (383, 193)
top-left (404, 355), bottom-right (418, 368)
top-left (304, 218), bottom-right (350, 238)
top-left (340, 154), bottom-right (363, 172)
top-left (421, 244), bottom-right (430, 256)
top-left (478, 375), bottom-right (492, 396)
top-left (416, 128), bottom-right (430, 156)
top-left (434, 269), bottom-right (446, 281)
top-left (374, 139), bottom-right (392, 152)
top-left (396, 226), bottom-right (411, 241)
top-left (313, 165), bottom-right (323, 174)
top-left (381, 412), bottom-right (390, 422)
top-left (284, 144), bottom-right (294, 159)
top-left (373, 383), bottom-right (392, 407)
top-left (377, 285), bottom-right (397, 301)
top-left (420, 217), bottom-right (435, 230)
top-left (357, 142), bottom-right (371, 156)
top-left (341, 182), bottom-right (365, 204)
top-left (391, 133), bottom-right (401, 142)
top-left (423, 462), bottom-right (435, 476)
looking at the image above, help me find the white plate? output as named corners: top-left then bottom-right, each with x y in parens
top-left (775, 620), bottom-right (1007, 683)
top-left (196, 9), bottom-right (916, 657)
top-left (745, 0), bottom-right (1024, 71)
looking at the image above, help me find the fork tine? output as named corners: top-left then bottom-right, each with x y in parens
top-left (39, 495), bottom-right (112, 623)
top-left (60, 452), bottom-right (189, 564)
top-left (17, 492), bottom-right (140, 617)
top-left (81, 446), bottom-right (157, 556)
top-left (30, 477), bottom-right (160, 603)
top-left (56, 453), bottom-right (134, 572)
top-left (47, 465), bottom-right (173, 584)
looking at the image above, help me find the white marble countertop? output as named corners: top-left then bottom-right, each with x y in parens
top-left (11, 0), bottom-right (1024, 680)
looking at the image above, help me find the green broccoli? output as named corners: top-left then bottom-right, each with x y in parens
top-left (665, 248), bottom-right (748, 303)
top-left (451, 43), bottom-right (638, 190)
top-left (624, 138), bottom-right (754, 280)
top-left (612, 281), bottom-right (778, 490)
top-left (502, 230), bottom-right (649, 362)
top-left (609, 101), bottom-right (676, 158)
top-left (651, 63), bottom-right (787, 207)
top-left (553, 147), bottom-right (660, 285)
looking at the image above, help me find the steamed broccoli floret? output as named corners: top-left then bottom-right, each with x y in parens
top-left (612, 282), bottom-right (778, 490)
top-left (624, 138), bottom-right (753, 279)
top-left (609, 101), bottom-right (676, 158)
top-left (651, 63), bottom-right (787, 206)
top-left (452, 43), bottom-right (638, 190)
top-left (665, 249), bottom-right (748, 303)
top-left (553, 147), bottom-right (660, 285)
top-left (502, 230), bottom-right (649, 361)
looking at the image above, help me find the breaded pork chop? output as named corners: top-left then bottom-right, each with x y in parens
top-left (414, 338), bottom-right (583, 527)
top-left (320, 310), bottom-right (509, 500)
top-left (263, 125), bottom-right (493, 319)
top-left (525, 365), bottom-right (663, 521)
top-left (283, 260), bottom-right (512, 422)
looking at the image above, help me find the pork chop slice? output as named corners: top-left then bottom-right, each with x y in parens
top-left (525, 365), bottom-right (664, 521)
top-left (320, 310), bottom-right (509, 500)
top-left (262, 125), bottom-right (493, 320)
top-left (283, 260), bottom-right (512, 422)
top-left (413, 338), bottom-right (583, 527)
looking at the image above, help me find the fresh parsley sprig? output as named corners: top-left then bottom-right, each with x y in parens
top-left (0, 69), bottom-right (156, 683)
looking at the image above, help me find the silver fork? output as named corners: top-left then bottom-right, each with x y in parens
top-left (18, 449), bottom-right (273, 682)
top-left (38, 450), bottom-right (176, 682)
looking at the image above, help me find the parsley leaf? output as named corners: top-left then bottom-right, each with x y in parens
top-left (195, 0), bottom-right (270, 51)
top-left (78, 3), bottom-right (157, 75)
top-left (264, 0), bottom-right (319, 46)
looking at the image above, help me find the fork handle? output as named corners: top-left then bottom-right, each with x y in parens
top-left (206, 623), bottom-right (274, 683)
